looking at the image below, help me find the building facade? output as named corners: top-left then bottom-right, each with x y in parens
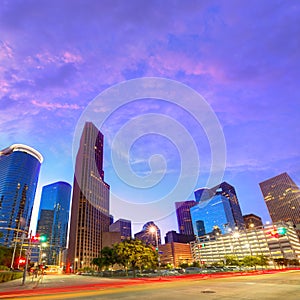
top-left (0, 144), bottom-right (43, 247)
top-left (190, 194), bottom-right (235, 236)
top-left (243, 213), bottom-right (263, 229)
top-left (109, 218), bottom-right (132, 241)
top-left (164, 230), bottom-right (195, 244)
top-left (67, 122), bottom-right (110, 271)
top-left (259, 172), bottom-right (300, 229)
top-left (159, 242), bottom-right (193, 267)
top-left (36, 181), bottom-right (71, 265)
top-left (175, 200), bottom-right (196, 235)
top-left (191, 222), bottom-right (300, 266)
top-left (194, 182), bottom-right (245, 230)
top-left (134, 221), bottom-right (161, 247)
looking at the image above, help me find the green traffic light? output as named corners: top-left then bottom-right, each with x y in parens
top-left (40, 235), bottom-right (47, 242)
top-left (277, 227), bottom-right (287, 235)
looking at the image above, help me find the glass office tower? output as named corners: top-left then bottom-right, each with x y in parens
top-left (0, 144), bottom-right (43, 246)
top-left (36, 181), bottom-right (71, 265)
top-left (190, 194), bottom-right (235, 236)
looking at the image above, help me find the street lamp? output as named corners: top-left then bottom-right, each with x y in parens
top-left (149, 226), bottom-right (158, 250)
top-left (149, 226), bottom-right (160, 274)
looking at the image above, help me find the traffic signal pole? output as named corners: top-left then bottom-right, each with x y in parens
top-left (22, 230), bottom-right (32, 285)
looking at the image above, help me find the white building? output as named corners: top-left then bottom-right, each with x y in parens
top-left (191, 222), bottom-right (300, 266)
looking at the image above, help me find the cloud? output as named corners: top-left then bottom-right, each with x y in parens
top-left (31, 100), bottom-right (83, 110)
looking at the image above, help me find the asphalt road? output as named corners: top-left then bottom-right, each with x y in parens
top-left (1, 270), bottom-right (300, 300)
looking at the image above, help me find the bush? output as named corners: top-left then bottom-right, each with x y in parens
top-left (0, 271), bottom-right (23, 283)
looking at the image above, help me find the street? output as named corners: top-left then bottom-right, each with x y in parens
top-left (1, 270), bottom-right (300, 299)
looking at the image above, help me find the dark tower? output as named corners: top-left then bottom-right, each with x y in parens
top-left (259, 172), bottom-right (300, 226)
top-left (175, 200), bottom-right (196, 235)
top-left (67, 122), bottom-right (110, 271)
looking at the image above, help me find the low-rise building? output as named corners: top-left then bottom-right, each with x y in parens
top-left (191, 222), bottom-right (300, 266)
top-left (159, 242), bottom-right (193, 267)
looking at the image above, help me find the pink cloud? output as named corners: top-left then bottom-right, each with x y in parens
top-left (31, 100), bottom-right (83, 110)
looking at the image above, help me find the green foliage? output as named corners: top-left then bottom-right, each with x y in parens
top-left (191, 261), bottom-right (201, 268)
top-left (92, 239), bottom-right (158, 277)
top-left (256, 255), bottom-right (269, 267)
top-left (241, 255), bottom-right (258, 268)
top-left (179, 262), bottom-right (189, 269)
top-left (113, 239), bottom-right (158, 277)
top-left (224, 255), bottom-right (240, 266)
top-left (0, 245), bottom-right (13, 267)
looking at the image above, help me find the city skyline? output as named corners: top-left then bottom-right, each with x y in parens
top-left (1, 1), bottom-right (300, 237)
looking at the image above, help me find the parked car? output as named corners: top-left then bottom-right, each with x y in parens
top-left (184, 267), bottom-right (202, 274)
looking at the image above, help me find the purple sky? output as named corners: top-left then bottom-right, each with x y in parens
top-left (1, 0), bottom-right (300, 238)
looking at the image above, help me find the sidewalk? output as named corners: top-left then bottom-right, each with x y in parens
top-left (0, 274), bottom-right (46, 293)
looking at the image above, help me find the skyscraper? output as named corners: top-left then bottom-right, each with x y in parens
top-left (67, 122), bottom-right (110, 271)
top-left (36, 181), bottom-right (71, 265)
top-left (0, 144), bottom-right (43, 246)
top-left (175, 200), bottom-right (196, 235)
top-left (134, 221), bottom-right (161, 247)
top-left (109, 219), bottom-right (132, 241)
top-left (190, 194), bottom-right (235, 236)
top-left (194, 182), bottom-right (245, 229)
top-left (259, 172), bottom-right (300, 227)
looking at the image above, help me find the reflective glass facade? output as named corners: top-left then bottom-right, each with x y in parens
top-left (190, 194), bottom-right (235, 236)
top-left (0, 145), bottom-right (42, 246)
top-left (194, 182), bottom-right (245, 229)
top-left (36, 181), bottom-right (71, 265)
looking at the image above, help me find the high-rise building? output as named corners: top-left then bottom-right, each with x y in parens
top-left (259, 172), bottom-right (300, 228)
top-left (0, 144), bottom-right (43, 246)
top-left (67, 122), bottom-right (110, 271)
top-left (36, 181), bottom-right (71, 265)
top-left (190, 194), bottom-right (235, 236)
top-left (134, 221), bottom-right (161, 247)
top-left (194, 182), bottom-right (245, 229)
top-left (175, 200), bottom-right (196, 235)
top-left (243, 213), bottom-right (263, 229)
top-left (109, 218), bottom-right (132, 241)
top-left (164, 230), bottom-right (195, 244)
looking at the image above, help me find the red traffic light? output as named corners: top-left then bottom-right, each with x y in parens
top-left (18, 257), bottom-right (26, 265)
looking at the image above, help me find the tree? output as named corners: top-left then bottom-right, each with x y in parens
top-left (241, 255), bottom-right (259, 270)
top-left (224, 255), bottom-right (240, 266)
top-left (114, 239), bottom-right (157, 277)
top-left (91, 246), bottom-right (118, 271)
top-left (0, 245), bottom-right (13, 267)
top-left (256, 255), bottom-right (269, 269)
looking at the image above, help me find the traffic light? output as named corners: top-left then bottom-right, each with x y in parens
top-left (39, 235), bottom-right (47, 242)
top-left (18, 257), bottom-right (26, 266)
top-left (277, 227), bottom-right (287, 235)
top-left (31, 235), bottom-right (40, 242)
top-left (266, 229), bottom-right (279, 238)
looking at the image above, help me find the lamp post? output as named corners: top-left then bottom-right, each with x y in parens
top-left (149, 226), bottom-right (160, 274)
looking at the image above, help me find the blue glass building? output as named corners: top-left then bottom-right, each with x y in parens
top-left (194, 182), bottom-right (245, 230)
top-left (0, 144), bottom-right (43, 247)
top-left (36, 181), bottom-right (71, 265)
top-left (190, 194), bottom-right (235, 236)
